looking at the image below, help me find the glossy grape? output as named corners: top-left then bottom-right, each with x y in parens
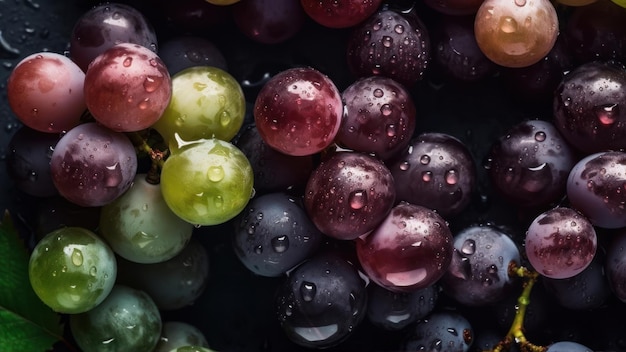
top-left (346, 9), bottom-right (430, 87)
top-left (160, 138), bottom-right (253, 226)
top-left (158, 36), bottom-right (228, 75)
top-left (232, 0), bottom-right (306, 44)
top-left (567, 151), bottom-right (626, 229)
top-left (553, 61), bottom-right (626, 153)
top-left (70, 284), bottom-right (162, 352)
top-left (525, 207), bottom-right (597, 279)
top-left (50, 122), bottom-right (137, 207)
top-left (253, 67), bottom-right (343, 156)
top-left (304, 151), bottom-right (396, 240)
top-left (28, 227), bottom-right (117, 314)
top-left (69, 3), bottom-right (158, 72)
top-left (152, 66), bottom-right (245, 150)
top-left (275, 250), bottom-right (368, 348)
top-left (474, 0), bottom-right (559, 68)
top-left (233, 192), bottom-right (324, 277)
top-left (84, 43), bottom-right (172, 132)
top-left (337, 75), bottom-right (416, 160)
top-left (485, 119), bottom-right (577, 208)
top-left (6, 125), bottom-right (59, 197)
top-left (366, 283), bottom-right (438, 331)
top-left (7, 52), bottom-right (85, 133)
top-left (154, 321), bottom-right (210, 352)
top-left (388, 133), bottom-right (476, 218)
top-left (402, 310), bottom-right (474, 352)
top-left (300, 0), bottom-right (382, 28)
top-left (116, 239), bottom-right (209, 310)
top-left (441, 224), bottom-right (521, 306)
top-left (99, 174), bottom-right (194, 264)
top-left (356, 202), bottom-right (453, 292)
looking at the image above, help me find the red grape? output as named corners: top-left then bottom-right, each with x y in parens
top-left (84, 43), bottom-right (172, 132)
top-left (300, 0), bottom-right (383, 29)
top-left (7, 52), bottom-right (86, 133)
top-left (253, 67), bottom-right (343, 156)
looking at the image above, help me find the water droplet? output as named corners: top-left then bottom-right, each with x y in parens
top-left (89, 266), bottom-right (97, 277)
top-left (382, 36), bottom-right (393, 48)
top-left (143, 75), bottom-right (161, 92)
top-left (461, 239), bottom-right (476, 255)
top-left (271, 235), bottom-right (289, 253)
top-left (71, 248), bottom-right (83, 266)
top-left (214, 195), bottom-right (224, 207)
top-left (499, 16), bottom-right (518, 34)
top-left (394, 24), bottom-right (404, 34)
top-left (386, 124), bottom-right (396, 137)
top-left (595, 103), bottom-right (619, 125)
top-left (515, 0), bottom-right (526, 6)
top-left (422, 171), bottom-right (432, 182)
top-left (254, 245), bottom-right (263, 254)
top-left (300, 281), bottom-right (317, 302)
top-left (220, 111), bottom-right (231, 127)
top-left (123, 57), bottom-right (133, 67)
top-left (420, 155), bottom-right (431, 165)
top-left (349, 190), bottom-right (367, 210)
top-left (399, 161), bottom-right (410, 171)
top-left (373, 88), bottom-right (384, 98)
top-left (193, 82), bottom-right (207, 91)
top-left (445, 169), bottom-right (458, 185)
top-left (380, 104), bottom-right (392, 116)
top-left (534, 131), bottom-right (546, 142)
top-left (207, 166), bottom-right (225, 182)
top-left (104, 162), bottom-right (122, 187)
top-left (138, 99), bottom-right (150, 110)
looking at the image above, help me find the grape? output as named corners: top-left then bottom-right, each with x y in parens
top-left (115, 239), bottom-right (209, 310)
top-left (152, 66), bottom-right (245, 150)
top-left (6, 125), bottom-right (59, 197)
top-left (7, 52), bottom-right (85, 133)
top-left (300, 0), bottom-right (383, 29)
top-left (99, 174), bottom-right (194, 264)
top-left (154, 321), bottom-right (210, 352)
top-left (440, 224), bottom-right (521, 306)
top-left (160, 138), bottom-right (254, 226)
top-left (424, 0), bottom-right (485, 15)
top-left (158, 36), bottom-right (228, 75)
top-left (232, 192), bottom-right (324, 277)
top-left (553, 61), bottom-right (626, 154)
top-left (546, 341), bottom-right (593, 352)
top-left (69, 3), bottom-right (158, 72)
top-left (235, 126), bottom-right (314, 194)
top-left (337, 75), bottom-right (416, 160)
top-left (304, 151), bottom-right (396, 240)
top-left (346, 9), bottom-right (430, 87)
top-left (253, 67), bottom-right (343, 156)
top-left (356, 202), bottom-right (453, 292)
top-left (275, 250), bottom-right (368, 349)
top-left (84, 43), bottom-right (172, 132)
top-left (402, 310), bottom-right (474, 352)
top-left (566, 151), bottom-right (626, 229)
top-left (366, 283), bottom-right (438, 331)
top-left (232, 0), bottom-right (306, 44)
top-left (388, 133), bottom-right (476, 218)
top-left (474, 0), bottom-right (559, 68)
top-left (525, 207), bottom-right (597, 279)
top-left (485, 119), bottom-right (577, 208)
top-left (69, 284), bottom-right (162, 352)
top-left (49, 122), bottom-right (137, 207)
top-left (28, 227), bottom-right (117, 314)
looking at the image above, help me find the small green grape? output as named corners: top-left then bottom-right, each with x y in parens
top-left (28, 227), bottom-right (117, 314)
top-left (611, 0), bottom-right (626, 7)
top-left (152, 66), bottom-right (246, 152)
top-left (160, 138), bottom-right (254, 226)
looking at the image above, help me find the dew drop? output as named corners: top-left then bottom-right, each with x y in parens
top-left (71, 248), bottom-right (83, 266)
top-left (380, 104), bottom-right (392, 116)
top-left (143, 76), bottom-right (161, 92)
top-left (386, 124), bottom-right (396, 137)
top-left (420, 155), bottom-right (431, 165)
top-left (399, 161), bottom-right (410, 171)
top-left (382, 36), bottom-right (393, 48)
top-left (271, 235), bottom-right (289, 253)
top-left (394, 24), bottom-right (404, 34)
top-left (461, 239), bottom-right (476, 255)
top-left (254, 245), bottom-right (263, 254)
top-left (220, 111), bottom-right (231, 127)
top-left (123, 57), bottom-right (133, 67)
top-left (445, 169), bottom-right (458, 185)
top-left (207, 166), bottom-right (225, 182)
top-left (514, 0), bottom-right (526, 6)
top-left (373, 88), bottom-right (384, 98)
top-left (214, 195), bottom-right (224, 208)
top-left (534, 131), bottom-right (546, 142)
top-left (138, 99), bottom-right (150, 110)
top-left (300, 281), bottom-right (317, 302)
top-left (349, 190), bottom-right (367, 210)
top-left (89, 266), bottom-right (97, 277)
top-left (499, 16), bottom-right (518, 34)
top-left (595, 103), bottom-right (619, 125)
top-left (422, 171), bottom-right (432, 182)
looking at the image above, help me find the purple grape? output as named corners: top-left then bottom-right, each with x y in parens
top-left (337, 75), bottom-right (416, 160)
top-left (49, 122), bottom-right (137, 207)
top-left (304, 151), bottom-right (396, 240)
top-left (275, 250), bottom-right (367, 349)
top-left (232, 192), bottom-right (324, 277)
top-left (525, 207), bottom-right (597, 279)
top-left (566, 151), bottom-right (626, 229)
top-left (440, 224), bottom-right (521, 306)
top-left (366, 282), bottom-right (438, 331)
top-left (388, 132), bottom-right (476, 218)
top-left (346, 8), bottom-right (430, 87)
top-left (402, 310), bottom-right (474, 352)
top-left (485, 119), bottom-right (577, 208)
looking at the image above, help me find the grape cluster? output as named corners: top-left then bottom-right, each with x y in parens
top-left (4, 0), bottom-right (626, 351)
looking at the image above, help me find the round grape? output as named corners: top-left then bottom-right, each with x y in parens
top-left (300, 0), bottom-right (382, 29)
top-left (366, 283), bottom-right (438, 331)
top-left (154, 321), bottom-right (210, 352)
top-left (402, 310), bottom-right (474, 352)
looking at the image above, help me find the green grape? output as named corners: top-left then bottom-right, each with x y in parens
top-left (154, 321), bottom-right (210, 352)
top-left (160, 138), bottom-right (254, 226)
top-left (611, 0), bottom-right (626, 7)
top-left (99, 174), bottom-right (194, 264)
top-left (28, 227), bottom-right (117, 314)
top-left (70, 284), bottom-right (162, 352)
top-left (152, 66), bottom-right (246, 152)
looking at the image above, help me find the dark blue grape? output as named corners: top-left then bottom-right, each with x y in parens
top-left (275, 250), bottom-right (368, 349)
top-left (366, 282), bottom-right (438, 331)
top-left (402, 310), bottom-right (474, 352)
top-left (232, 192), bottom-right (324, 277)
top-left (440, 224), bottom-right (521, 306)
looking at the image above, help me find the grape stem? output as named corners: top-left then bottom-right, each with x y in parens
top-left (485, 263), bottom-right (547, 352)
top-left (126, 131), bottom-right (168, 184)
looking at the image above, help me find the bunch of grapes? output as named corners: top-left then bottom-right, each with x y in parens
top-left (4, 0), bottom-right (626, 351)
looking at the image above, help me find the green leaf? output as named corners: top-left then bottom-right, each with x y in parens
top-left (0, 210), bottom-right (65, 351)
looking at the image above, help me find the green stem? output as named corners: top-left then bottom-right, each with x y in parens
top-left (126, 131), bottom-right (167, 184)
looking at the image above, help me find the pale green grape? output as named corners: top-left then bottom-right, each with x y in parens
top-left (28, 227), bottom-right (117, 314)
top-left (154, 321), bottom-right (210, 352)
top-left (152, 66), bottom-right (245, 152)
top-left (70, 284), bottom-right (162, 352)
top-left (99, 174), bottom-right (194, 263)
top-left (160, 138), bottom-right (254, 226)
